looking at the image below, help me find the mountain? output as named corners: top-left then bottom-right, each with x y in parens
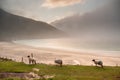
top-left (51, 0), bottom-right (120, 41)
top-left (0, 9), bottom-right (64, 41)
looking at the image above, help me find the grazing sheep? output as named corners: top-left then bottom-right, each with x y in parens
top-left (54, 59), bottom-right (63, 67)
top-left (27, 55), bottom-right (36, 64)
top-left (92, 59), bottom-right (103, 68)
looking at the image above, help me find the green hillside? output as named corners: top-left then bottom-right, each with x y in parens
top-left (0, 61), bottom-right (120, 80)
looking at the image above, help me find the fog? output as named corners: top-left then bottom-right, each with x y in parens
top-left (52, 0), bottom-right (120, 42)
top-left (13, 38), bottom-right (120, 56)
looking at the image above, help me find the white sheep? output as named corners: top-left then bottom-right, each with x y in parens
top-left (92, 59), bottom-right (103, 68)
top-left (27, 55), bottom-right (36, 64)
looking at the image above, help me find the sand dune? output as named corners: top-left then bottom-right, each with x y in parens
top-left (0, 42), bottom-right (120, 66)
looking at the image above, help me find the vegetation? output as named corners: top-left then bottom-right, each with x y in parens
top-left (0, 61), bottom-right (120, 80)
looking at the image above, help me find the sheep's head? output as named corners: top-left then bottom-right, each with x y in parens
top-left (92, 59), bottom-right (95, 62)
top-left (27, 55), bottom-right (30, 58)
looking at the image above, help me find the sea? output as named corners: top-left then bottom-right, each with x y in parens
top-left (13, 38), bottom-right (120, 57)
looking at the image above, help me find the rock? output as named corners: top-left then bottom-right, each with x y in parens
top-left (32, 68), bottom-right (39, 72)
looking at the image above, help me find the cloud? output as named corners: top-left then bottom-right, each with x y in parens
top-left (52, 0), bottom-right (120, 40)
top-left (49, 12), bottom-right (76, 23)
top-left (53, 0), bottom-right (120, 28)
top-left (42, 0), bottom-right (84, 8)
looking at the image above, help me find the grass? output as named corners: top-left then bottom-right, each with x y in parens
top-left (0, 61), bottom-right (120, 80)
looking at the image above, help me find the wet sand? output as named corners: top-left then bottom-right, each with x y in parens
top-left (0, 42), bottom-right (120, 66)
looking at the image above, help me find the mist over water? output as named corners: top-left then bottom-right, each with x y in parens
top-left (13, 38), bottom-right (120, 57)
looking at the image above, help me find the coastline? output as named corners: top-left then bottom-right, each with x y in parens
top-left (0, 42), bottom-right (120, 66)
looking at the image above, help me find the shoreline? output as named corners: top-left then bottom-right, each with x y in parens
top-left (0, 42), bottom-right (120, 66)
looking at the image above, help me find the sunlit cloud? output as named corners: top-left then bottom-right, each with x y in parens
top-left (49, 12), bottom-right (76, 23)
top-left (42, 0), bottom-right (84, 8)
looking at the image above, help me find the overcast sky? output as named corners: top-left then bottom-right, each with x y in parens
top-left (0, 0), bottom-right (111, 23)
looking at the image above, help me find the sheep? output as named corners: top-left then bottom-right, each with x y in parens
top-left (92, 59), bottom-right (103, 68)
top-left (27, 55), bottom-right (36, 64)
top-left (54, 59), bottom-right (63, 67)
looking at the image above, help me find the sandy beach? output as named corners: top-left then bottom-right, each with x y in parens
top-left (0, 42), bottom-right (120, 66)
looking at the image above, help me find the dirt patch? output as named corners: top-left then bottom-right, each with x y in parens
top-left (116, 76), bottom-right (120, 78)
top-left (0, 72), bottom-right (33, 79)
top-left (0, 72), bottom-right (55, 79)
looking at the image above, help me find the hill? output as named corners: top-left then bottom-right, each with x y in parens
top-left (0, 9), bottom-right (64, 41)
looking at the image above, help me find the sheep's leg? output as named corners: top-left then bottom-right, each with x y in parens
top-left (32, 60), bottom-right (34, 64)
top-left (30, 60), bottom-right (32, 64)
top-left (101, 64), bottom-right (103, 68)
top-left (34, 60), bottom-right (36, 64)
top-left (95, 63), bottom-right (97, 67)
top-left (29, 59), bottom-right (31, 64)
top-left (60, 64), bottom-right (62, 67)
top-left (60, 62), bottom-right (63, 67)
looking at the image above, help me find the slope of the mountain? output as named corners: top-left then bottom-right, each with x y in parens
top-left (51, 0), bottom-right (120, 40)
top-left (0, 9), bottom-right (64, 41)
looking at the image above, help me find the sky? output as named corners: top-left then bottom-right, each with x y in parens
top-left (0, 0), bottom-right (120, 53)
top-left (0, 0), bottom-right (111, 23)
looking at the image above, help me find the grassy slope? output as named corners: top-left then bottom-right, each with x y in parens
top-left (0, 61), bottom-right (120, 80)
